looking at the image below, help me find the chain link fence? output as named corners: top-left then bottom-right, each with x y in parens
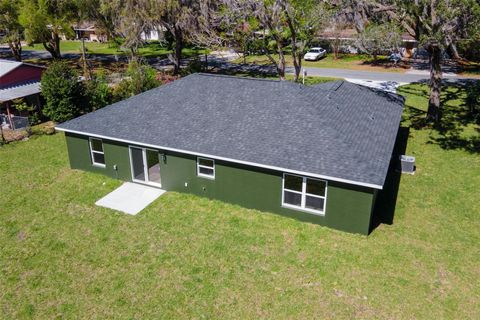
top-left (0, 114), bottom-right (29, 130)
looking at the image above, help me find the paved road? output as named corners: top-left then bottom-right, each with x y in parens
top-left (289, 66), bottom-right (466, 82)
top-left (3, 48), bottom-right (477, 87)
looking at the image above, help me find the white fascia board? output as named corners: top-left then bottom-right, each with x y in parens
top-left (56, 127), bottom-right (384, 190)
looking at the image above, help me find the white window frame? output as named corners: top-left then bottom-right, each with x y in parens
top-left (128, 146), bottom-right (162, 187)
top-left (89, 137), bottom-right (106, 167)
top-left (281, 173), bottom-right (327, 215)
top-left (197, 157), bottom-right (215, 179)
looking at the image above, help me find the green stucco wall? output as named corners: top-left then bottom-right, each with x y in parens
top-left (65, 133), bottom-right (132, 181)
top-left (64, 133), bottom-right (376, 234)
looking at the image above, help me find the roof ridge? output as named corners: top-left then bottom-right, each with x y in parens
top-left (292, 83), bottom-right (369, 168)
top-left (299, 82), bottom-right (396, 170)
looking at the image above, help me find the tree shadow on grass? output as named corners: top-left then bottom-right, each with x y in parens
top-left (399, 79), bottom-right (480, 154)
top-left (430, 79), bottom-right (480, 154)
top-left (369, 126), bottom-right (410, 233)
top-left (360, 57), bottom-right (411, 70)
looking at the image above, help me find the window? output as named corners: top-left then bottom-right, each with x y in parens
top-left (197, 157), bottom-right (215, 179)
top-left (89, 138), bottom-right (105, 167)
top-left (282, 173), bottom-right (327, 214)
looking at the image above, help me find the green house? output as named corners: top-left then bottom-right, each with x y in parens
top-left (56, 74), bottom-right (404, 234)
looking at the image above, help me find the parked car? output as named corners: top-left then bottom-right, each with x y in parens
top-left (389, 52), bottom-right (402, 65)
top-left (304, 47), bottom-right (327, 61)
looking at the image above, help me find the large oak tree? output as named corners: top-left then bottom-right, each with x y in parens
top-left (221, 0), bottom-right (326, 81)
top-left (333, 0), bottom-right (480, 124)
top-left (19, 0), bottom-right (79, 59)
top-left (0, 0), bottom-right (23, 61)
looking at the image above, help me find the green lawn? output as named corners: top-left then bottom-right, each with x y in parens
top-left (233, 54), bottom-right (409, 73)
top-left (1, 83), bottom-right (479, 318)
top-left (212, 70), bottom-right (341, 85)
top-left (23, 40), bottom-right (207, 58)
top-left (459, 60), bottom-right (480, 77)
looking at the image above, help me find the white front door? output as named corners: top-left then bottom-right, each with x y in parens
top-left (129, 147), bottom-right (162, 187)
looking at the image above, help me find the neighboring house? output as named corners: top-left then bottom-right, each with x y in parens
top-left (73, 23), bottom-right (108, 42)
top-left (0, 59), bottom-right (46, 129)
top-left (317, 28), bottom-right (418, 57)
top-left (56, 74), bottom-right (404, 235)
top-left (141, 26), bottom-right (166, 42)
top-left (72, 22), bottom-right (162, 42)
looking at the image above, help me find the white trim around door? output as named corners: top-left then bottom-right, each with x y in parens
top-left (129, 146), bottom-right (162, 188)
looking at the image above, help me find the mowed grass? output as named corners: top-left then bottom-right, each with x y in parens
top-left (23, 40), bottom-right (207, 58)
top-left (233, 54), bottom-right (408, 73)
top-left (1, 84), bottom-right (480, 318)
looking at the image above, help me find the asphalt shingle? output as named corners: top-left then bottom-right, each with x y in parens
top-left (57, 73), bottom-right (404, 188)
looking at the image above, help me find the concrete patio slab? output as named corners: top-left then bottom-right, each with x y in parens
top-left (95, 182), bottom-right (165, 215)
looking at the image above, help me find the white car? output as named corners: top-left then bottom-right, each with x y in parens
top-left (304, 47), bottom-right (327, 61)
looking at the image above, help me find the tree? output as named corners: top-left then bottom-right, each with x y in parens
top-left (221, 0), bottom-right (325, 81)
top-left (395, 0), bottom-right (480, 123)
top-left (221, 0), bottom-right (289, 79)
top-left (328, 20), bottom-right (348, 60)
top-left (232, 21), bottom-right (253, 64)
top-left (333, 0), bottom-right (480, 124)
top-left (0, 0), bottom-right (23, 61)
top-left (80, 0), bottom-right (116, 41)
top-left (282, 0), bottom-right (328, 81)
top-left (40, 62), bottom-right (84, 122)
top-left (111, 0), bottom-right (154, 58)
top-left (112, 60), bottom-right (160, 101)
top-left (154, 0), bottom-right (213, 74)
top-left (355, 22), bottom-right (401, 62)
top-left (95, 0), bottom-right (221, 73)
top-left (19, 0), bottom-right (79, 59)
top-left (85, 73), bottom-right (112, 111)
top-left (217, 2), bottom-right (259, 63)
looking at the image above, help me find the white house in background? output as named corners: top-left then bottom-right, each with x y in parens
top-left (141, 26), bottom-right (167, 42)
top-left (72, 23), bottom-right (108, 42)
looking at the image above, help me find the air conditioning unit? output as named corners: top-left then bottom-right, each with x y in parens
top-left (399, 155), bottom-right (415, 174)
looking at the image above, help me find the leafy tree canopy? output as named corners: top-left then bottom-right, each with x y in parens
top-left (19, 0), bottom-right (79, 58)
top-left (40, 62), bottom-right (84, 122)
top-left (0, 0), bottom-right (23, 61)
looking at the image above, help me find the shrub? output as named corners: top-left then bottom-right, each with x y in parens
top-left (40, 62), bottom-right (84, 122)
top-left (85, 72), bottom-right (112, 111)
top-left (112, 60), bottom-right (160, 102)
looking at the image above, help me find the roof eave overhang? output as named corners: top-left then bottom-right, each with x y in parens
top-left (56, 127), bottom-right (384, 190)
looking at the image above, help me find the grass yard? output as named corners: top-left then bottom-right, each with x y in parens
top-left (233, 54), bottom-right (409, 73)
top-left (458, 60), bottom-right (480, 77)
top-left (23, 40), bottom-right (207, 58)
top-left (211, 69), bottom-right (342, 85)
top-left (1, 83), bottom-right (479, 318)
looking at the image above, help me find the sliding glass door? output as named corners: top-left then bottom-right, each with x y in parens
top-left (129, 147), bottom-right (161, 187)
top-left (146, 149), bottom-right (161, 185)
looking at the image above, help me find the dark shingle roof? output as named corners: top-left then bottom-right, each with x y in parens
top-left (57, 73), bottom-right (404, 188)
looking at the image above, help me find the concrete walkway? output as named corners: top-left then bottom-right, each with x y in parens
top-left (95, 182), bottom-right (165, 215)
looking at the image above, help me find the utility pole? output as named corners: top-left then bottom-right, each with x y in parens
top-left (81, 38), bottom-right (91, 80)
